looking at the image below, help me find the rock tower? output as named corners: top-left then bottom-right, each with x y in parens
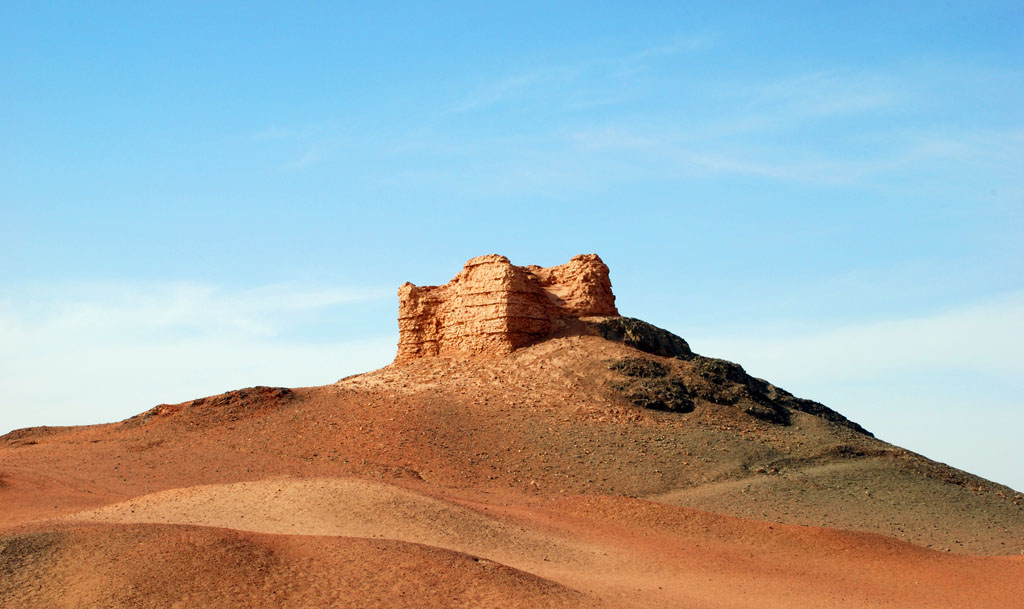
top-left (395, 254), bottom-right (618, 361)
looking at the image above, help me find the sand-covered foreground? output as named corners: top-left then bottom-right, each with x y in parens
top-left (3, 332), bottom-right (1022, 607)
top-left (2, 476), bottom-right (1020, 608)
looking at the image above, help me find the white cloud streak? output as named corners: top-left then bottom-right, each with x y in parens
top-left (423, 49), bottom-right (1023, 192)
top-left (0, 282), bottom-right (396, 434)
top-left (448, 36), bottom-right (710, 114)
top-left (731, 69), bottom-right (900, 121)
top-left (688, 292), bottom-right (1024, 383)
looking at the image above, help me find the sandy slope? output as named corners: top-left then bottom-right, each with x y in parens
top-left (1, 523), bottom-right (588, 609)
top-left (3, 332), bottom-right (1024, 607)
top-left (65, 478), bottom-right (585, 568)
top-left (657, 458), bottom-right (1024, 554)
top-left (27, 476), bottom-right (1020, 608)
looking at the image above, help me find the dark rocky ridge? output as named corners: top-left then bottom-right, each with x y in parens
top-left (589, 316), bottom-right (694, 359)
top-left (597, 320), bottom-right (871, 436)
top-left (124, 386), bottom-right (295, 427)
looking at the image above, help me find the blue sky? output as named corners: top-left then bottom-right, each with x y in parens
top-left (1, 2), bottom-right (1022, 489)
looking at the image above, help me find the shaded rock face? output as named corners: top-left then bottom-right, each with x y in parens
top-left (396, 254), bottom-right (618, 361)
top-left (691, 357), bottom-right (872, 433)
top-left (608, 357), bottom-right (694, 413)
top-left (591, 317), bottom-right (693, 359)
top-left (601, 352), bottom-right (872, 435)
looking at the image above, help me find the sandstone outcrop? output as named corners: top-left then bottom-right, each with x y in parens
top-left (396, 254), bottom-right (618, 361)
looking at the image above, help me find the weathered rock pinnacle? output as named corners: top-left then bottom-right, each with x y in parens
top-left (395, 254), bottom-right (618, 361)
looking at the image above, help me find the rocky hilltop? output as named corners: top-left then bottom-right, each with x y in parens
top-left (396, 254), bottom-right (619, 361)
top-left (398, 254), bottom-right (868, 435)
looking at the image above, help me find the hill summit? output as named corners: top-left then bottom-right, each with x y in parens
top-left (396, 254), bottom-right (618, 360)
top-left (398, 254), bottom-right (869, 435)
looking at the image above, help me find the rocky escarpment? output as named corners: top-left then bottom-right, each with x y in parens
top-left (396, 254), bottom-right (618, 361)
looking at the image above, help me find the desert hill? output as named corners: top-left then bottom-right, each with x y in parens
top-left (2, 254), bottom-right (1022, 608)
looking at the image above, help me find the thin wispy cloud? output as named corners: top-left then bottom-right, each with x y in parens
top-left (246, 121), bottom-right (358, 171)
top-left (688, 291), bottom-right (1024, 385)
top-left (277, 135), bottom-right (360, 171)
top-left (387, 54), bottom-right (1016, 195)
top-left (240, 44), bottom-right (1020, 198)
top-left (251, 126), bottom-right (299, 140)
top-left (281, 147), bottom-right (329, 170)
top-left (901, 128), bottom-right (1024, 169)
top-left (0, 281), bottom-right (396, 434)
top-left (736, 70), bottom-right (900, 120)
top-left (448, 72), bottom-right (553, 114)
top-left (627, 36), bottom-right (712, 60)
top-left (3, 281), bottom-right (390, 338)
top-left (447, 37), bottom-right (710, 114)
top-left (381, 118), bottom-right (1024, 196)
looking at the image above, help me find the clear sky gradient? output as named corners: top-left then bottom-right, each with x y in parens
top-left (2, 2), bottom-right (1022, 490)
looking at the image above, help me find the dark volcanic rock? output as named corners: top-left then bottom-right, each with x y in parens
top-left (603, 349), bottom-right (871, 434)
top-left (591, 317), bottom-right (693, 359)
top-left (688, 355), bottom-right (871, 434)
top-left (738, 401), bottom-right (791, 425)
top-left (608, 357), bottom-right (670, 378)
top-left (785, 397), bottom-right (872, 436)
top-left (608, 357), bottom-right (694, 413)
top-left (190, 386), bottom-right (294, 413)
top-left (688, 356), bottom-right (792, 425)
top-left (613, 377), bottom-right (694, 413)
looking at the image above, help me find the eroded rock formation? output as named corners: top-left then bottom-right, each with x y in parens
top-left (396, 254), bottom-right (618, 361)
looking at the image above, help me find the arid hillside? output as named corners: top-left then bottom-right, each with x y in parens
top-left (2, 254), bottom-right (1022, 608)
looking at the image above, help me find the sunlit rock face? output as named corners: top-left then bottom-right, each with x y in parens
top-left (396, 254), bottom-right (618, 361)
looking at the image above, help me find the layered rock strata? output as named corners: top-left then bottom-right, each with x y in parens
top-left (396, 254), bottom-right (618, 361)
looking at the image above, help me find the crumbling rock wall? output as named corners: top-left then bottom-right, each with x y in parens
top-left (396, 254), bottom-right (618, 361)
